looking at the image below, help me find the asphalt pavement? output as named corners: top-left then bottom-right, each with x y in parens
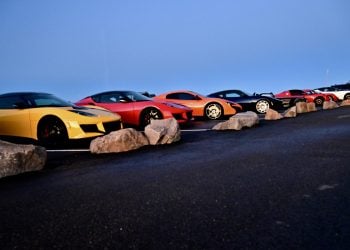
top-left (0, 107), bottom-right (350, 249)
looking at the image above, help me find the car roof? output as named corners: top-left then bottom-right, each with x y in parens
top-left (0, 92), bottom-right (51, 97)
top-left (89, 90), bottom-right (135, 96)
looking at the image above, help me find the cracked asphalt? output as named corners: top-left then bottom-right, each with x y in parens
top-left (0, 107), bottom-right (350, 249)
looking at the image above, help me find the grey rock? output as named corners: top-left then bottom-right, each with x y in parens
top-left (212, 111), bottom-right (259, 130)
top-left (0, 140), bottom-right (46, 178)
top-left (307, 102), bottom-right (317, 112)
top-left (340, 100), bottom-right (350, 106)
top-left (323, 100), bottom-right (339, 110)
top-left (264, 109), bottom-right (283, 120)
top-left (144, 118), bottom-right (181, 145)
top-left (296, 102), bottom-right (308, 113)
top-left (90, 128), bottom-right (149, 154)
top-left (283, 106), bottom-right (297, 118)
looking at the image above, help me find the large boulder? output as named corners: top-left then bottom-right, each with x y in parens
top-left (0, 140), bottom-right (47, 178)
top-left (90, 128), bottom-right (149, 154)
top-left (283, 106), bottom-right (297, 118)
top-left (296, 102), bottom-right (308, 113)
top-left (323, 100), bottom-right (339, 110)
top-left (212, 111), bottom-right (259, 130)
top-left (340, 99), bottom-right (350, 106)
top-left (264, 109), bottom-right (283, 120)
top-left (144, 118), bottom-right (181, 145)
top-left (307, 102), bottom-right (317, 112)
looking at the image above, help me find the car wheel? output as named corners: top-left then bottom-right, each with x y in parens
top-left (344, 93), bottom-right (350, 100)
top-left (255, 99), bottom-right (270, 114)
top-left (205, 103), bottom-right (223, 120)
top-left (314, 97), bottom-right (324, 106)
top-left (37, 116), bottom-right (68, 148)
top-left (140, 108), bottom-right (163, 128)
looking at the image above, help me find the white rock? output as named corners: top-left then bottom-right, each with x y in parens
top-left (0, 140), bottom-right (47, 178)
top-left (144, 118), bottom-right (181, 145)
top-left (90, 128), bottom-right (149, 154)
top-left (264, 109), bottom-right (283, 120)
top-left (212, 111), bottom-right (259, 130)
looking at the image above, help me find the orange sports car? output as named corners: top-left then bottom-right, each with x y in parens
top-left (154, 90), bottom-right (242, 120)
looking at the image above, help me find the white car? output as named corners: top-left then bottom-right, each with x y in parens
top-left (314, 87), bottom-right (350, 101)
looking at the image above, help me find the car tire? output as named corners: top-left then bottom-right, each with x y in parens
top-left (344, 93), bottom-right (350, 100)
top-left (255, 99), bottom-right (270, 114)
top-left (140, 108), bottom-right (163, 128)
top-left (204, 103), bottom-right (223, 120)
top-left (37, 116), bottom-right (68, 148)
top-left (314, 97), bottom-right (324, 106)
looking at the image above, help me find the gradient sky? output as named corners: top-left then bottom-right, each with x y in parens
top-left (1, 0), bottom-right (349, 101)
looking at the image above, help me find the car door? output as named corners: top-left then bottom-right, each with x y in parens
top-left (224, 91), bottom-right (247, 103)
top-left (0, 95), bottom-right (31, 138)
top-left (164, 92), bottom-right (203, 116)
top-left (94, 93), bottom-right (137, 125)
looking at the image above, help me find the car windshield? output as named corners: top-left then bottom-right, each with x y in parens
top-left (241, 91), bottom-right (252, 96)
top-left (123, 91), bottom-right (152, 102)
top-left (27, 93), bottom-right (73, 107)
top-left (304, 90), bottom-right (315, 94)
top-left (188, 91), bottom-right (205, 99)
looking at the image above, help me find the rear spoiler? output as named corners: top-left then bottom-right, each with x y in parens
top-left (259, 92), bottom-right (275, 98)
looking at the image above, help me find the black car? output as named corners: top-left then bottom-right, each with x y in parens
top-left (331, 83), bottom-right (350, 91)
top-left (207, 89), bottom-right (284, 114)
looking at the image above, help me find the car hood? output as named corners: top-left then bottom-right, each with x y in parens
top-left (60, 106), bottom-right (121, 119)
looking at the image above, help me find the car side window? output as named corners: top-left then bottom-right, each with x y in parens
top-left (126, 94), bottom-right (135, 101)
top-left (166, 93), bottom-right (180, 99)
top-left (99, 94), bottom-right (123, 103)
top-left (290, 90), bottom-right (304, 95)
top-left (0, 96), bottom-right (25, 109)
top-left (226, 93), bottom-right (241, 98)
top-left (167, 93), bottom-right (196, 100)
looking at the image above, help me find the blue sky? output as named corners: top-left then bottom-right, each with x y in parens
top-left (1, 0), bottom-right (349, 101)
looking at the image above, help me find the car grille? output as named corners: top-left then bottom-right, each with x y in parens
top-left (80, 124), bottom-right (99, 133)
top-left (80, 121), bottom-right (122, 134)
top-left (103, 121), bottom-right (122, 133)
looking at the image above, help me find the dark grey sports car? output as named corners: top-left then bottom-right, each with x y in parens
top-left (207, 89), bottom-right (284, 114)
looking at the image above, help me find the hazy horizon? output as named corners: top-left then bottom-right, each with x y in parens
top-left (1, 0), bottom-right (349, 101)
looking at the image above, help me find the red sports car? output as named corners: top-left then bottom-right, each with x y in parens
top-left (275, 89), bottom-right (330, 106)
top-left (303, 89), bottom-right (339, 102)
top-left (75, 91), bottom-right (193, 128)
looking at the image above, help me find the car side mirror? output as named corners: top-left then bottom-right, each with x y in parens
top-left (119, 98), bottom-right (129, 103)
top-left (13, 102), bottom-right (28, 109)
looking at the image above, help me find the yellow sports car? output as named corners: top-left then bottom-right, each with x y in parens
top-left (0, 92), bottom-right (122, 148)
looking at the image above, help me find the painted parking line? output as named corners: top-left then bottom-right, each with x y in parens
top-left (48, 120), bottom-right (265, 152)
top-left (337, 114), bottom-right (350, 119)
top-left (181, 129), bottom-right (212, 132)
top-left (46, 149), bottom-right (90, 152)
top-left (47, 129), bottom-right (213, 152)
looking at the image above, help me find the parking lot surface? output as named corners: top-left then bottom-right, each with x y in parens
top-left (0, 107), bottom-right (350, 249)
